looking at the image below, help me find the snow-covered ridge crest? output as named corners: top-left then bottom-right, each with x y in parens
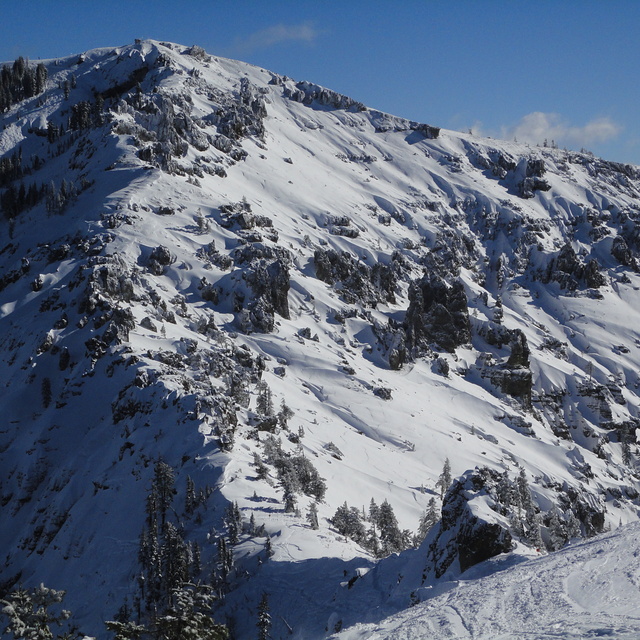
top-left (0, 39), bottom-right (640, 638)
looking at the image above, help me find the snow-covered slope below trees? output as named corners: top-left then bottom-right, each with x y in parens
top-left (1, 39), bottom-right (640, 638)
top-left (333, 521), bottom-right (640, 640)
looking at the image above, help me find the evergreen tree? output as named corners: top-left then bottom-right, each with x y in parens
top-left (185, 476), bottom-right (197, 516)
top-left (495, 471), bottom-right (516, 511)
top-left (331, 502), bottom-right (365, 543)
top-left (152, 459), bottom-right (176, 530)
top-left (216, 537), bottom-right (233, 586)
top-left (253, 452), bottom-right (269, 480)
top-left (256, 593), bottom-right (271, 640)
top-left (224, 501), bottom-right (242, 544)
top-left (546, 508), bottom-right (566, 551)
top-left (282, 472), bottom-right (298, 513)
top-left (154, 584), bottom-right (228, 640)
top-left (368, 498), bottom-right (379, 523)
top-left (190, 541), bottom-right (202, 579)
top-left (105, 619), bottom-right (148, 640)
top-left (277, 400), bottom-right (294, 430)
top-left (436, 458), bottom-right (452, 500)
top-left (416, 497), bottom-right (438, 543)
top-left (256, 381), bottom-right (273, 417)
top-left (376, 499), bottom-right (405, 555)
top-left (1, 584), bottom-right (75, 640)
top-left (307, 502), bottom-right (319, 530)
top-left (364, 526), bottom-right (381, 557)
top-left (565, 508), bottom-right (582, 540)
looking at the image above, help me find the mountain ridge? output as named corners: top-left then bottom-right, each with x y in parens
top-left (1, 39), bottom-right (640, 638)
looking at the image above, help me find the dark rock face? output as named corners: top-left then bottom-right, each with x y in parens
top-left (480, 326), bottom-right (533, 405)
top-left (405, 275), bottom-right (471, 354)
top-left (517, 158), bottom-right (551, 198)
top-left (234, 243), bottom-right (291, 333)
top-left (314, 248), bottom-right (398, 307)
top-left (611, 236), bottom-right (637, 269)
top-left (457, 521), bottom-right (512, 573)
top-left (488, 368), bottom-right (533, 407)
top-left (507, 329), bottom-right (530, 367)
top-left (544, 243), bottom-right (606, 290)
top-left (427, 468), bottom-right (513, 578)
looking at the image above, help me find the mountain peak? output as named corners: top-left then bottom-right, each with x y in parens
top-left (1, 40), bottom-right (640, 638)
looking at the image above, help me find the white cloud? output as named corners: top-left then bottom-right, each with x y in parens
top-left (228, 22), bottom-right (319, 56)
top-left (500, 112), bottom-right (621, 148)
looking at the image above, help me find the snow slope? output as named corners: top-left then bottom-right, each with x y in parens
top-left (0, 40), bottom-right (640, 638)
top-left (334, 522), bottom-right (640, 639)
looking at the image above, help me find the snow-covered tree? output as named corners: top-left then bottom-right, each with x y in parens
top-left (256, 592), bottom-right (271, 640)
top-left (436, 458), bottom-right (452, 499)
top-left (105, 619), bottom-right (148, 640)
top-left (1, 584), bottom-right (74, 640)
top-left (256, 381), bottom-right (274, 417)
top-left (154, 583), bottom-right (228, 640)
top-left (332, 502), bottom-right (365, 543)
top-left (185, 476), bottom-right (197, 516)
top-left (307, 502), bottom-right (319, 529)
top-left (376, 499), bottom-right (406, 555)
top-left (277, 399), bottom-right (294, 430)
top-left (416, 497), bottom-right (439, 543)
top-left (224, 501), bottom-right (242, 544)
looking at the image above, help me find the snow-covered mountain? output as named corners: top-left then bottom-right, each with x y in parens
top-left (1, 39), bottom-right (640, 638)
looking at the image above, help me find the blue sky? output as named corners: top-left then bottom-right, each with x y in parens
top-left (1, 1), bottom-right (639, 164)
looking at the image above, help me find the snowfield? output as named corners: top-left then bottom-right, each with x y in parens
top-left (334, 522), bottom-right (640, 639)
top-left (0, 40), bottom-right (640, 638)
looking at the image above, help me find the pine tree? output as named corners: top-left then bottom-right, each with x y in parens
top-left (214, 536), bottom-right (234, 592)
top-left (365, 526), bottom-right (381, 557)
top-left (368, 498), bottom-right (379, 523)
top-left (152, 459), bottom-right (176, 530)
top-left (495, 472), bottom-right (516, 511)
top-left (253, 452), bottom-right (269, 480)
top-left (224, 501), bottom-right (242, 544)
top-left (190, 541), bottom-right (202, 579)
top-left (307, 502), bottom-right (319, 529)
top-left (277, 400), bottom-right (294, 429)
top-left (416, 497), bottom-right (438, 543)
top-left (283, 475), bottom-right (298, 513)
top-left (376, 500), bottom-right (405, 555)
top-left (1, 584), bottom-right (75, 640)
top-left (185, 476), bottom-right (197, 516)
top-left (154, 584), bottom-right (228, 640)
top-left (546, 508), bottom-right (566, 551)
top-left (105, 619), bottom-right (148, 640)
top-left (436, 458), bottom-right (452, 499)
top-left (256, 381), bottom-right (274, 417)
top-left (256, 593), bottom-right (271, 640)
top-left (331, 502), bottom-right (365, 543)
